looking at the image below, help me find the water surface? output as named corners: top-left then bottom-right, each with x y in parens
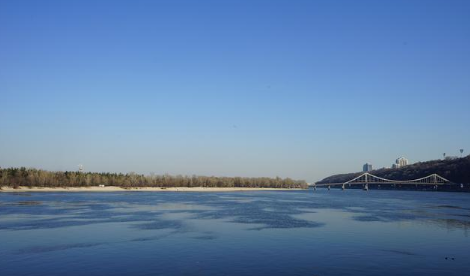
top-left (1, 189), bottom-right (469, 275)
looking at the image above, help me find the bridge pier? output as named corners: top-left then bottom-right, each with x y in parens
top-left (363, 184), bottom-right (369, 191)
top-left (328, 185), bottom-right (330, 191)
top-left (342, 184), bottom-right (345, 190)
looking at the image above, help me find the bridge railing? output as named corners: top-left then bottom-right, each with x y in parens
top-left (315, 173), bottom-right (453, 187)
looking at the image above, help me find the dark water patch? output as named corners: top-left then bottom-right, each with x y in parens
top-left (381, 249), bottom-right (417, 256)
top-left (295, 208), bottom-right (318, 214)
top-left (130, 232), bottom-right (177, 242)
top-left (192, 234), bottom-right (218, 240)
top-left (133, 219), bottom-right (186, 231)
top-left (0, 205), bottom-right (77, 219)
top-left (131, 236), bottom-right (164, 242)
top-left (15, 201), bottom-right (42, 206)
top-left (6, 193), bottom-right (32, 197)
top-left (436, 218), bottom-right (470, 229)
top-left (165, 209), bottom-right (211, 215)
top-left (456, 214), bottom-right (470, 218)
top-left (352, 215), bottom-right (386, 222)
top-left (438, 205), bottom-right (462, 209)
top-left (0, 218), bottom-right (110, 230)
top-left (0, 212), bottom-right (158, 230)
top-left (0, 200), bottom-right (117, 219)
top-left (15, 242), bottom-right (105, 254)
top-left (435, 205), bottom-right (470, 211)
top-left (237, 215), bottom-right (324, 230)
top-left (382, 212), bottom-right (420, 221)
top-left (352, 211), bottom-right (419, 223)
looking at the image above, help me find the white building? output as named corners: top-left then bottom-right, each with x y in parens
top-left (392, 157), bottom-right (409, 169)
top-left (396, 157), bottom-right (409, 167)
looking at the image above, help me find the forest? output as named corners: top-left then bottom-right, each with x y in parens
top-left (0, 167), bottom-right (308, 189)
top-left (317, 155), bottom-right (470, 185)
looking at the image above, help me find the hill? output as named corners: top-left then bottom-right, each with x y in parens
top-left (317, 155), bottom-right (470, 185)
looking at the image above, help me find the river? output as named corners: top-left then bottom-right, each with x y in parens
top-left (0, 189), bottom-right (469, 275)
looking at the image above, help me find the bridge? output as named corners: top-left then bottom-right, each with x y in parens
top-left (314, 173), bottom-right (455, 191)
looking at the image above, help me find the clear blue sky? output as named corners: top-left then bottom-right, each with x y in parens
top-left (1, 0), bottom-right (469, 182)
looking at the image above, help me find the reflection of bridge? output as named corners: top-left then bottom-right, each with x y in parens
top-left (314, 173), bottom-right (454, 191)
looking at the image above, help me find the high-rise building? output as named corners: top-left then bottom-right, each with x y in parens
top-left (396, 157), bottom-right (409, 167)
top-left (363, 163), bottom-right (373, 172)
top-left (392, 157), bottom-right (409, 169)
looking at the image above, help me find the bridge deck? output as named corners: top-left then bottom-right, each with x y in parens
top-left (315, 182), bottom-right (449, 187)
top-left (314, 173), bottom-right (453, 187)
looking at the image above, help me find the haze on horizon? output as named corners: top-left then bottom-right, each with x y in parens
top-left (1, 0), bottom-right (469, 182)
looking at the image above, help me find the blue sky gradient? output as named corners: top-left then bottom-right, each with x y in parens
top-left (1, 0), bottom-right (469, 181)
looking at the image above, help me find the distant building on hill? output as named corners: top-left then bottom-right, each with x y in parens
top-left (392, 157), bottom-right (409, 169)
top-left (363, 163), bottom-right (373, 172)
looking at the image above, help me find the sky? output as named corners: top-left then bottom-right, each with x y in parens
top-left (1, 0), bottom-right (469, 182)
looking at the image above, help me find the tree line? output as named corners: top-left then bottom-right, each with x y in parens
top-left (0, 167), bottom-right (308, 189)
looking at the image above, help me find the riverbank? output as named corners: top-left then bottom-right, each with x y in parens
top-left (0, 186), bottom-right (303, 192)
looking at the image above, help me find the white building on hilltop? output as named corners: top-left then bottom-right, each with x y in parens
top-left (392, 157), bottom-right (409, 169)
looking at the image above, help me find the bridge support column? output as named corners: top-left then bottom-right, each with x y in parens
top-left (342, 184), bottom-right (345, 190)
top-left (313, 185), bottom-right (316, 191)
top-left (328, 185), bottom-right (330, 191)
top-left (363, 184), bottom-right (369, 191)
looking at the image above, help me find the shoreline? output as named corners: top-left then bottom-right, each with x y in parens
top-left (0, 186), bottom-right (303, 193)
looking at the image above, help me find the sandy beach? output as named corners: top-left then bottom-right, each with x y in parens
top-left (0, 186), bottom-right (302, 192)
